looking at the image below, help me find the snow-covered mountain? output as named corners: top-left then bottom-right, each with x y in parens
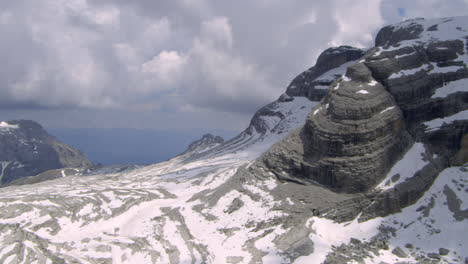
top-left (0, 16), bottom-right (467, 264)
top-left (0, 120), bottom-right (92, 185)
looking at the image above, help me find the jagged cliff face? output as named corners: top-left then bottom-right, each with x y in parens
top-left (0, 17), bottom-right (466, 264)
top-left (286, 46), bottom-right (364, 100)
top-left (294, 63), bottom-right (410, 193)
top-left (258, 16), bottom-right (467, 196)
top-left (0, 120), bottom-right (92, 184)
top-left (367, 17), bottom-right (468, 164)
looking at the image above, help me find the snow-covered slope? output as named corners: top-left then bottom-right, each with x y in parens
top-left (0, 141), bottom-right (466, 263)
top-left (197, 95), bottom-right (318, 160)
top-left (0, 16), bottom-right (467, 264)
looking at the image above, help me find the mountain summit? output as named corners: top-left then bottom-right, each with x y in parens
top-left (0, 120), bottom-right (92, 184)
top-left (0, 17), bottom-right (466, 264)
top-left (182, 134), bottom-right (224, 155)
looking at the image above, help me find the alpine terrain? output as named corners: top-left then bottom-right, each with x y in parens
top-left (0, 16), bottom-right (467, 264)
top-left (0, 120), bottom-right (92, 186)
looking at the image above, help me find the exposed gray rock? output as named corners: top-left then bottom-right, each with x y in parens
top-left (248, 16), bottom-right (468, 223)
top-left (286, 46), bottom-right (364, 100)
top-left (439, 248), bottom-right (449, 255)
top-left (375, 18), bottom-right (425, 47)
top-left (351, 17), bottom-right (468, 219)
top-left (359, 157), bottom-right (445, 221)
top-left (443, 185), bottom-right (468, 220)
top-left (365, 18), bottom-right (468, 162)
top-left (2, 168), bottom-right (84, 187)
top-left (0, 120), bottom-right (92, 184)
top-left (274, 224), bottom-right (314, 261)
top-left (182, 134), bottom-right (224, 155)
top-left (260, 63), bottom-right (412, 193)
top-left (392, 246), bottom-right (408, 258)
top-left (224, 197), bottom-right (244, 214)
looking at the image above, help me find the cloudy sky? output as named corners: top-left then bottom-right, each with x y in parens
top-left (1, 0), bottom-right (468, 133)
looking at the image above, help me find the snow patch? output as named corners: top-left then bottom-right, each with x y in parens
top-left (389, 64), bottom-right (431, 79)
top-left (315, 60), bottom-right (358, 83)
top-left (313, 107), bottom-right (322, 116)
top-left (432, 78), bottom-right (468, 98)
top-left (0, 122), bottom-right (18, 129)
top-left (376, 143), bottom-right (428, 191)
top-left (357, 90), bottom-right (369, 94)
top-left (380, 106), bottom-right (395, 114)
top-left (0, 161), bottom-right (11, 182)
top-left (424, 110), bottom-right (468, 131)
top-left (430, 64), bottom-right (464, 74)
top-left (334, 82), bottom-right (341, 90)
top-left (296, 215), bottom-right (381, 264)
top-left (314, 85), bottom-right (329, 89)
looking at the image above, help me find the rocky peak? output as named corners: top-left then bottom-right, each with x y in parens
top-left (286, 46), bottom-right (364, 100)
top-left (1, 120), bottom-right (49, 139)
top-left (255, 16), bottom-right (467, 202)
top-left (364, 16), bottom-right (468, 164)
top-left (316, 46), bottom-right (366, 72)
top-left (259, 62), bottom-right (411, 193)
top-left (183, 134), bottom-right (224, 155)
top-left (0, 120), bottom-right (92, 184)
top-left (375, 18), bottom-right (426, 47)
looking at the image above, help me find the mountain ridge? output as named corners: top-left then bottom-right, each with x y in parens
top-left (0, 119), bottom-right (92, 185)
top-left (0, 16), bottom-right (466, 264)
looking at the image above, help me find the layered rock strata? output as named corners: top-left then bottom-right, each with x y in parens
top-left (260, 63), bottom-right (411, 193)
top-left (253, 16), bottom-right (468, 219)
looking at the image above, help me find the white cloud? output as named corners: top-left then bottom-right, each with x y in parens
top-left (381, 0), bottom-right (468, 23)
top-left (200, 16), bottom-right (233, 49)
top-left (141, 50), bottom-right (188, 89)
top-left (139, 17), bottom-right (172, 53)
top-left (1, 0), bottom-right (467, 130)
top-left (331, 0), bottom-right (384, 48)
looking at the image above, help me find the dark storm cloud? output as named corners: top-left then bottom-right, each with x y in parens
top-left (1, 0), bottom-right (467, 130)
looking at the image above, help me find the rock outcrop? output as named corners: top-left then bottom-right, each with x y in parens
top-left (364, 17), bottom-right (468, 163)
top-left (252, 16), bottom-right (468, 217)
top-left (0, 120), bottom-right (92, 184)
top-left (286, 46), bottom-right (364, 101)
top-left (260, 63), bottom-right (412, 193)
top-left (181, 134), bottom-right (224, 156)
